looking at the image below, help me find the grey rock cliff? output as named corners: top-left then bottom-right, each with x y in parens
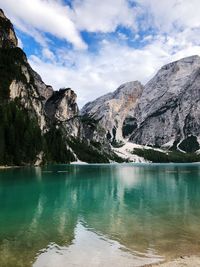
top-left (45, 88), bottom-right (81, 137)
top-left (0, 9), bottom-right (17, 48)
top-left (81, 81), bottom-right (143, 143)
top-left (82, 55), bottom-right (200, 153)
top-left (45, 88), bottom-right (79, 122)
top-left (8, 55), bottom-right (54, 130)
top-left (0, 9), bottom-right (120, 164)
top-left (129, 56), bottom-right (200, 151)
top-left (0, 10), bottom-right (78, 135)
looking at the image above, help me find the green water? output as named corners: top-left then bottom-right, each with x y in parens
top-left (0, 164), bottom-right (200, 267)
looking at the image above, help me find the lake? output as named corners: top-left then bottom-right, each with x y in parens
top-left (0, 163), bottom-right (200, 267)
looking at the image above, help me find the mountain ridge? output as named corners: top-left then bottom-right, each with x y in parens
top-left (0, 9), bottom-right (199, 165)
top-left (0, 9), bottom-right (118, 165)
top-left (130, 54), bottom-right (200, 151)
top-left (83, 55), bottom-right (200, 154)
top-left (81, 81), bottom-right (143, 143)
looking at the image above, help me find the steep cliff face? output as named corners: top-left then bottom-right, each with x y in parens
top-left (0, 48), bottom-right (54, 130)
top-left (83, 55), bottom-right (200, 154)
top-left (129, 56), bottom-right (200, 152)
top-left (81, 81), bottom-right (143, 143)
top-left (1, 9), bottom-right (199, 164)
top-left (0, 9), bottom-right (17, 48)
top-left (45, 88), bottom-right (81, 137)
top-left (45, 88), bottom-right (79, 122)
top-left (0, 9), bottom-right (54, 131)
top-left (0, 9), bottom-right (80, 133)
top-left (0, 10), bottom-right (117, 164)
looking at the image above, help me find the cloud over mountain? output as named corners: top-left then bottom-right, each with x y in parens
top-left (1, 0), bottom-right (200, 106)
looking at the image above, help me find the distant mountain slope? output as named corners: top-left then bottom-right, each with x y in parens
top-left (81, 81), bottom-right (143, 144)
top-left (130, 56), bottom-right (200, 152)
top-left (83, 56), bottom-right (200, 154)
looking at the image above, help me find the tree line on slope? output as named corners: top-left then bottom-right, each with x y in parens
top-left (0, 101), bottom-right (76, 165)
top-left (133, 148), bottom-right (200, 163)
top-left (0, 100), bottom-right (118, 165)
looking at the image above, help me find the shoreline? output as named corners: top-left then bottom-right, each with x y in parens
top-left (1, 161), bottom-right (200, 169)
top-left (145, 255), bottom-right (200, 267)
top-left (0, 165), bottom-right (20, 169)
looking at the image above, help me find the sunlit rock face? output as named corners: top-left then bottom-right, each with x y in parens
top-left (129, 56), bottom-right (200, 152)
top-left (45, 89), bottom-right (79, 122)
top-left (81, 81), bottom-right (144, 143)
top-left (0, 9), bottom-right (54, 131)
top-left (0, 9), bottom-right (114, 164)
top-left (82, 56), bottom-right (200, 152)
top-left (0, 10), bottom-right (78, 133)
top-left (0, 9), bottom-right (17, 48)
top-left (8, 60), bottom-right (55, 131)
top-left (45, 88), bottom-right (81, 138)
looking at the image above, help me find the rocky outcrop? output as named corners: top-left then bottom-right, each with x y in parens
top-left (0, 10), bottom-right (77, 132)
top-left (83, 56), bottom-right (200, 153)
top-left (29, 69), bottom-right (53, 101)
top-left (5, 50), bottom-right (53, 131)
top-left (81, 81), bottom-right (143, 143)
top-left (0, 10), bottom-right (115, 164)
top-left (129, 56), bottom-right (200, 152)
top-left (0, 9), bottom-right (17, 48)
top-left (45, 88), bottom-right (79, 122)
top-left (44, 88), bottom-right (81, 138)
top-left (0, 9), bottom-right (54, 131)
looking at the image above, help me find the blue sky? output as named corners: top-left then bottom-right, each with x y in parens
top-left (1, 0), bottom-right (200, 106)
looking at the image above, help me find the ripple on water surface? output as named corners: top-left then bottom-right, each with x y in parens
top-left (0, 163), bottom-right (200, 267)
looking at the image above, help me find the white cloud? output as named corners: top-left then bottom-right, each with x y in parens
top-left (0, 0), bottom-right (140, 48)
top-left (0, 0), bottom-right (87, 49)
top-left (1, 0), bottom-right (200, 109)
top-left (72, 0), bottom-right (139, 32)
top-left (13, 17), bottom-right (50, 47)
top-left (28, 34), bottom-right (200, 108)
top-left (17, 36), bottom-right (23, 49)
top-left (135, 0), bottom-right (200, 32)
top-left (42, 48), bottom-right (56, 62)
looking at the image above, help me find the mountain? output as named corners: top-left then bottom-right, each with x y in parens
top-left (83, 56), bottom-right (200, 157)
top-left (0, 9), bottom-right (17, 48)
top-left (81, 81), bottom-right (143, 145)
top-left (0, 9), bottom-right (199, 165)
top-left (130, 56), bottom-right (200, 153)
top-left (0, 9), bottom-right (118, 166)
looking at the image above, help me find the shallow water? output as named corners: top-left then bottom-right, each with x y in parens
top-left (0, 163), bottom-right (200, 267)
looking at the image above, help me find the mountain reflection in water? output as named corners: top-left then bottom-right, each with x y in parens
top-left (0, 164), bottom-right (200, 267)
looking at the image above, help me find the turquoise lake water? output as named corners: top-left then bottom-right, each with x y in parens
top-left (0, 164), bottom-right (200, 267)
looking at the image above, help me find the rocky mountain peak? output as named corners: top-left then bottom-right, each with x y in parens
top-left (164, 55), bottom-right (200, 67)
top-left (0, 9), bottom-right (123, 164)
top-left (155, 55), bottom-right (200, 87)
top-left (0, 9), bottom-right (18, 48)
top-left (45, 88), bottom-right (79, 122)
top-left (0, 9), bottom-right (7, 19)
top-left (112, 81), bottom-right (143, 99)
top-left (136, 55), bottom-right (200, 122)
top-left (82, 81), bottom-right (144, 142)
top-left (0, 9), bottom-right (80, 132)
top-left (130, 55), bottom-right (200, 151)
